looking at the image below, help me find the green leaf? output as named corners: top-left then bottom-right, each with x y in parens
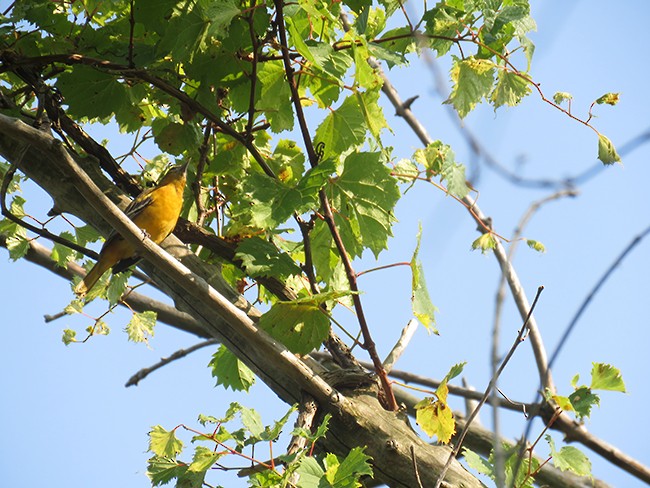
top-left (258, 302), bottom-right (330, 354)
top-left (597, 133), bottom-right (621, 164)
top-left (156, 4), bottom-right (208, 61)
top-left (209, 345), bottom-right (256, 392)
top-left (463, 448), bottom-right (494, 477)
top-left (269, 139), bottom-right (306, 184)
top-left (490, 70), bottom-right (531, 109)
top-left (546, 435), bottom-right (592, 476)
top-left (64, 299), bottom-right (84, 315)
top-left (442, 160), bottom-right (470, 198)
top-left (568, 386), bottom-right (600, 419)
top-left (147, 456), bottom-right (187, 487)
top-left (595, 92), bottom-right (620, 105)
top-left (443, 362), bottom-right (466, 383)
top-left (392, 159), bottom-right (419, 181)
top-left (62, 328), bottom-right (77, 345)
top-left (235, 237), bottom-right (302, 279)
top-left (410, 224), bottom-right (438, 332)
top-left (240, 405), bottom-right (264, 438)
top-left (260, 405), bottom-right (298, 442)
top-left (257, 61), bottom-right (294, 132)
top-left (590, 363), bottom-right (626, 392)
top-left (553, 91), bottom-right (573, 105)
top-left (201, 0), bottom-right (241, 38)
top-left (188, 446), bottom-right (220, 473)
top-left (413, 141), bottom-right (469, 198)
top-left (106, 272), bottom-right (130, 305)
top-left (125, 310), bottom-right (156, 343)
top-left (56, 67), bottom-right (130, 120)
top-left (152, 119), bottom-right (203, 155)
top-left (504, 449), bottom-right (539, 488)
top-left (6, 233), bottom-right (29, 260)
top-left (297, 457), bottom-right (325, 487)
top-left (329, 447), bottom-right (374, 487)
top-left (446, 56), bottom-right (496, 118)
top-left (471, 233), bottom-right (497, 253)
top-left (423, 6), bottom-right (465, 56)
top-left (51, 232), bottom-right (76, 267)
top-left (149, 425), bottom-right (184, 458)
top-left (327, 152), bottom-right (399, 257)
top-left (232, 161), bottom-right (335, 230)
top-left (526, 239), bottom-right (545, 253)
top-left (352, 42), bottom-right (381, 90)
top-left (355, 88), bottom-right (388, 144)
top-left (314, 93), bottom-right (369, 160)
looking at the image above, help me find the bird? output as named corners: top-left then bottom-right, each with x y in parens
top-left (74, 162), bottom-right (189, 297)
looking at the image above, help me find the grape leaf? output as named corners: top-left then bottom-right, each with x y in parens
top-left (258, 302), bottom-right (330, 354)
top-left (546, 435), bottom-right (591, 476)
top-left (314, 93), bottom-right (369, 160)
top-left (125, 310), bottom-right (156, 343)
top-left (471, 233), bottom-right (497, 253)
top-left (490, 70), bottom-right (531, 109)
top-left (590, 363), bottom-right (626, 392)
top-left (568, 386), bottom-right (600, 419)
top-left (56, 67), bottom-right (130, 120)
top-left (553, 91), bottom-right (573, 105)
top-left (235, 237), bottom-right (302, 279)
top-left (188, 446), bottom-right (220, 473)
top-left (463, 448), bottom-right (495, 477)
top-left (597, 133), bottom-right (621, 164)
top-left (596, 92), bottom-right (620, 105)
top-left (327, 152), bottom-right (399, 257)
top-left (209, 345), bottom-right (256, 392)
top-left (446, 56), bottom-right (496, 118)
top-left (147, 456), bottom-right (187, 487)
top-left (415, 398), bottom-right (455, 443)
top-left (149, 425), bottom-right (184, 458)
top-left (526, 239), bottom-right (545, 253)
top-left (410, 224), bottom-right (438, 332)
top-left (257, 61), bottom-right (294, 132)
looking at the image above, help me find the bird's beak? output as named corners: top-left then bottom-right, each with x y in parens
top-left (180, 161), bottom-right (190, 173)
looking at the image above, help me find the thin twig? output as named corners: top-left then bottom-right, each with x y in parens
top-left (125, 339), bottom-right (219, 387)
top-left (410, 445), bottom-right (425, 488)
top-left (547, 221), bottom-right (650, 376)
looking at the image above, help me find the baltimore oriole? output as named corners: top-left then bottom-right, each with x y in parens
top-left (74, 162), bottom-right (189, 297)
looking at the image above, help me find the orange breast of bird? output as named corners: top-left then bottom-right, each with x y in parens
top-left (132, 181), bottom-right (185, 244)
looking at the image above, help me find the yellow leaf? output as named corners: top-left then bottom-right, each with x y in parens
top-left (416, 400), bottom-right (456, 444)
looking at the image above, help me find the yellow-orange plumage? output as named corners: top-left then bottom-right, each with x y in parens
top-left (74, 163), bottom-right (188, 297)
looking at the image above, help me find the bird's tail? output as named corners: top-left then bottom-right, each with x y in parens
top-left (74, 257), bottom-right (112, 297)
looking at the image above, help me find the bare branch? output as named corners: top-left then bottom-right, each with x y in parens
top-left (383, 319), bottom-right (418, 374)
top-left (125, 339), bottom-right (219, 387)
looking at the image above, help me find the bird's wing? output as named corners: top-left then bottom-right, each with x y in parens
top-left (100, 191), bottom-right (154, 250)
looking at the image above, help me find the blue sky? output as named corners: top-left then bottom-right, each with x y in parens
top-left (2, 1), bottom-right (649, 487)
